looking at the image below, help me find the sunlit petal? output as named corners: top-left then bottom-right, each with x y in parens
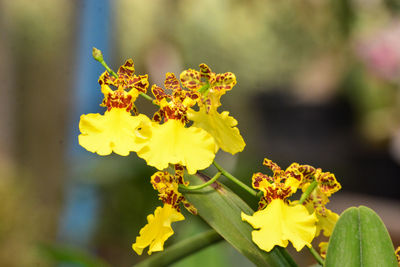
top-left (242, 199), bottom-right (317, 252)
top-left (132, 204), bottom-right (184, 255)
top-left (78, 109), bottom-right (151, 156)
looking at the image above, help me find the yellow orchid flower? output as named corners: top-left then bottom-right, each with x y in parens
top-left (242, 158), bottom-right (317, 252)
top-left (132, 166), bottom-right (197, 255)
top-left (242, 198), bottom-right (317, 252)
top-left (180, 64), bottom-right (245, 155)
top-left (78, 59), bottom-right (151, 156)
top-left (132, 204), bottom-right (184, 255)
top-left (136, 73), bottom-right (216, 174)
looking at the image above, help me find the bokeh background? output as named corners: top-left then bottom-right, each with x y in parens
top-left (1, 0), bottom-right (400, 266)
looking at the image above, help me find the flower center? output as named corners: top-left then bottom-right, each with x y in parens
top-left (102, 90), bottom-right (133, 112)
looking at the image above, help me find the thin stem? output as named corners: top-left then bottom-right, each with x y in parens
top-left (307, 245), bottom-right (325, 266)
top-left (133, 230), bottom-right (223, 267)
top-left (298, 180), bottom-right (318, 205)
top-left (179, 172), bottom-right (222, 191)
top-left (198, 83), bottom-right (210, 94)
top-left (212, 161), bottom-right (258, 198)
top-left (98, 59), bottom-right (118, 78)
top-left (139, 92), bottom-right (156, 103)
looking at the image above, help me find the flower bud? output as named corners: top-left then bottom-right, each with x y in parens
top-left (92, 47), bottom-right (103, 62)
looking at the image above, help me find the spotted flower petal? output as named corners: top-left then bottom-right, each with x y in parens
top-left (241, 199), bottom-right (317, 252)
top-left (137, 120), bottom-right (216, 174)
top-left (305, 202), bottom-right (339, 237)
top-left (132, 204), bottom-right (184, 255)
top-left (78, 109), bottom-right (151, 156)
top-left (187, 107), bottom-right (245, 154)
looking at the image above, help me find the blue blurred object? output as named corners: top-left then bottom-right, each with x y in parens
top-left (58, 0), bottom-right (111, 265)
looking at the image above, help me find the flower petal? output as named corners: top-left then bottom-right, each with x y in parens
top-left (137, 120), bottom-right (216, 174)
top-left (188, 107), bottom-right (245, 155)
top-left (78, 109), bottom-right (151, 156)
top-left (132, 204), bottom-right (184, 255)
top-left (180, 68), bottom-right (202, 90)
top-left (242, 199), bottom-right (317, 252)
top-left (305, 202), bottom-right (339, 237)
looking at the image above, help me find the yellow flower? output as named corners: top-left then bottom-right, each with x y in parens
top-left (305, 201), bottom-right (339, 237)
top-left (242, 157), bottom-right (317, 252)
top-left (78, 59), bottom-right (151, 156)
top-left (132, 204), bottom-right (184, 255)
top-left (180, 64), bottom-right (245, 155)
top-left (137, 74), bottom-right (216, 174)
top-left (79, 110), bottom-right (151, 156)
top-left (132, 168), bottom-right (197, 255)
top-left (187, 107), bottom-right (245, 154)
top-left (150, 169), bottom-right (197, 215)
top-left (180, 63), bottom-right (236, 109)
top-left (242, 199), bottom-right (316, 252)
top-left (137, 119), bottom-right (216, 174)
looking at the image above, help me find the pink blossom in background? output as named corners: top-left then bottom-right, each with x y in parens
top-left (357, 20), bottom-right (400, 81)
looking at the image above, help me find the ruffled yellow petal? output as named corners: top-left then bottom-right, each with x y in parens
top-left (305, 202), bottom-right (339, 237)
top-left (242, 199), bottom-right (317, 252)
top-left (187, 107), bottom-right (245, 155)
top-left (132, 204), bottom-right (184, 255)
top-left (137, 119), bottom-right (216, 174)
top-left (78, 109), bottom-right (151, 156)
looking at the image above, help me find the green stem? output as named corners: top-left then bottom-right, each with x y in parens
top-left (179, 172), bottom-right (222, 191)
top-left (298, 180), bottom-right (318, 205)
top-left (139, 92), bottom-right (156, 104)
top-left (198, 83), bottom-right (210, 94)
top-left (133, 230), bottom-right (223, 267)
top-left (212, 161), bottom-right (258, 198)
top-left (98, 59), bottom-right (118, 78)
top-left (307, 245), bottom-right (325, 266)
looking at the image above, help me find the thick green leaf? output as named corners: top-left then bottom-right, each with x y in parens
top-left (181, 173), bottom-right (297, 267)
top-left (325, 206), bottom-right (398, 267)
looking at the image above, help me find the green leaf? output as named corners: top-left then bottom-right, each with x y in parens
top-left (133, 229), bottom-right (223, 267)
top-left (325, 206), bottom-right (398, 267)
top-left (181, 173), bottom-right (298, 267)
top-left (38, 243), bottom-right (111, 267)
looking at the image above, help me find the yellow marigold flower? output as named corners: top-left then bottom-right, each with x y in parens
top-left (78, 59), bottom-right (151, 156)
top-left (137, 73), bottom-right (216, 174)
top-left (242, 158), bottom-right (317, 252)
top-left (132, 204), bottom-right (184, 255)
top-left (180, 64), bottom-right (245, 155)
top-left (132, 167), bottom-right (197, 255)
top-left (242, 199), bottom-right (316, 252)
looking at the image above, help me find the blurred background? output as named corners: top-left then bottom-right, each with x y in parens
top-left (1, 0), bottom-right (400, 266)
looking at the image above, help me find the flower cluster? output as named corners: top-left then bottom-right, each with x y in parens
top-left (79, 60), bottom-right (244, 173)
top-left (79, 51), bottom-right (344, 260)
top-left (78, 55), bottom-right (245, 254)
top-left (241, 158), bottom-right (341, 254)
